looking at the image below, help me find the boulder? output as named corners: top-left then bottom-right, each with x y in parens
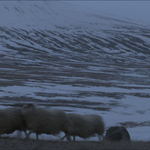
top-left (104, 126), bottom-right (130, 141)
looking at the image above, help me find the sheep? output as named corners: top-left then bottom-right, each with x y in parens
top-left (0, 107), bottom-right (27, 137)
top-left (21, 104), bottom-right (72, 141)
top-left (61, 113), bottom-right (105, 141)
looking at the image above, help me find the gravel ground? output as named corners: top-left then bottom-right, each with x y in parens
top-left (0, 137), bottom-right (150, 150)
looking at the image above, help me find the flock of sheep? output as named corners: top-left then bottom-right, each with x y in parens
top-left (0, 104), bottom-right (105, 141)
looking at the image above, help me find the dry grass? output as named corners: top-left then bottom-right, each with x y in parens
top-left (0, 137), bottom-right (150, 150)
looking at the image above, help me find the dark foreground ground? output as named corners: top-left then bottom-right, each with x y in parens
top-left (0, 137), bottom-right (150, 150)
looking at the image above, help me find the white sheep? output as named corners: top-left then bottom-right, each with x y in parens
top-left (61, 113), bottom-right (105, 141)
top-left (21, 104), bottom-right (72, 140)
top-left (0, 107), bottom-right (27, 136)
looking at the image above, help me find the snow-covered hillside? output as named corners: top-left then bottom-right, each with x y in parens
top-left (0, 1), bottom-right (150, 141)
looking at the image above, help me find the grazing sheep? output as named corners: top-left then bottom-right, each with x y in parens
top-left (0, 107), bottom-right (27, 136)
top-left (104, 126), bottom-right (130, 141)
top-left (22, 104), bottom-right (72, 140)
top-left (61, 113), bottom-right (105, 141)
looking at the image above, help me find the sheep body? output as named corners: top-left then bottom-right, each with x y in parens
top-left (0, 107), bottom-right (26, 135)
top-left (62, 113), bottom-right (104, 141)
top-left (22, 105), bottom-right (72, 140)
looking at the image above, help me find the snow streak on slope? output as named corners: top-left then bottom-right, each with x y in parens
top-left (0, 1), bottom-right (150, 141)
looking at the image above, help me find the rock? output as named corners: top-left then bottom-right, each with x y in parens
top-left (104, 126), bottom-right (130, 141)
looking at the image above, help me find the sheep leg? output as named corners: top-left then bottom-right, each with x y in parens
top-left (98, 134), bottom-right (104, 142)
top-left (61, 135), bottom-right (71, 141)
top-left (25, 130), bottom-right (33, 139)
top-left (73, 135), bottom-right (75, 141)
top-left (66, 135), bottom-right (71, 141)
top-left (28, 130), bottom-right (32, 137)
top-left (25, 130), bottom-right (39, 140)
top-left (61, 134), bottom-right (72, 141)
top-left (24, 131), bottom-right (28, 138)
top-left (24, 133), bottom-right (30, 140)
top-left (60, 135), bottom-right (66, 141)
top-left (36, 133), bottom-right (39, 140)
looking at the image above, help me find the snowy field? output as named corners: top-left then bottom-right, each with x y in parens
top-left (0, 1), bottom-right (150, 142)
